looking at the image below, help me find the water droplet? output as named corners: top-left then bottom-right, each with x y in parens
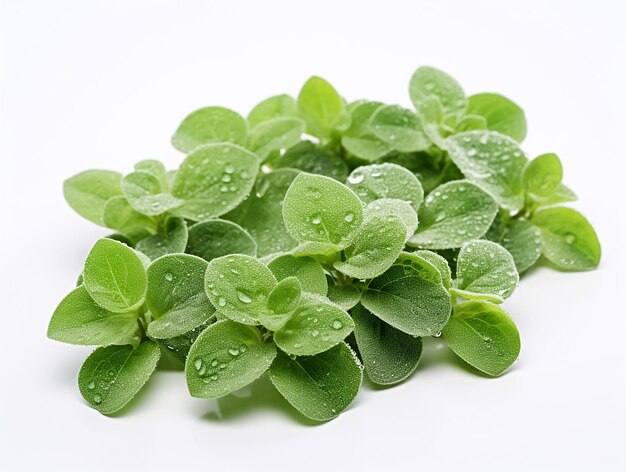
top-left (194, 358), bottom-right (203, 370)
top-left (467, 148), bottom-right (477, 157)
top-left (348, 173), bottom-right (364, 184)
top-left (311, 329), bottom-right (319, 337)
top-left (237, 291), bottom-right (252, 303)
top-left (565, 234), bottom-right (576, 244)
top-left (164, 273), bottom-right (173, 282)
top-left (220, 185), bottom-right (229, 193)
top-left (344, 213), bottom-right (354, 223)
top-left (229, 348), bottom-right (240, 356)
top-left (332, 320), bottom-right (343, 330)
top-left (218, 297), bottom-right (226, 307)
top-left (93, 394), bottom-right (102, 404)
top-left (211, 359), bottom-right (218, 367)
top-left (311, 215), bottom-right (322, 225)
top-left (224, 164), bottom-right (235, 174)
top-left (88, 382), bottom-right (95, 390)
top-left (435, 211), bottom-right (446, 222)
top-left (222, 174), bottom-right (232, 183)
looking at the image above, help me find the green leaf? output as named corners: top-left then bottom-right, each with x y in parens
top-left (267, 254), bottom-right (328, 296)
top-left (83, 239), bottom-right (147, 313)
top-left (452, 240), bottom-right (519, 303)
top-left (442, 301), bottom-right (520, 377)
top-left (267, 276), bottom-right (302, 315)
top-left (145, 254), bottom-right (214, 339)
top-left (522, 153), bottom-right (563, 198)
top-left (134, 159), bottom-right (169, 189)
top-left (297, 76), bottom-right (346, 139)
top-left (352, 304), bottom-right (422, 386)
top-left (369, 105), bottom-right (430, 152)
top-left (364, 198), bottom-right (418, 240)
top-left (274, 293), bottom-right (354, 356)
top-left (499, 219), bottom-right (543, 273)
top-left (533, 207), bottom-right (601, 270)
top-left (171, 143), bottom-right (259, 221)
top-left (205, 254), bottom-right (277, 325)
top-left (135, 217), bottom-right (188, 261)
top-left (334, 213), bottom-right (407, 280)
top-left (172, 106), bottom-right (247, 153)
top-left (361, 252), bottom-right (452, 336)
top-left (408, 180), bottom-right (498, 250)
top-left (186, 219), bottom-right (256, 262)
top-left (225, 169), bottom-right (299, 256)
top-left (121, 171), bottom-right (183, 216)
top-left (248, 117), bottom-right (305, 159)
top-left (268, 343), bottom-right (362, 421)
top-left (413, 250), bottom-right (453, 289)
top-left (247, 94), bottom-right (298, 127)
top-left (326, 283), bottom-right (361, 310)
top-left (282, 173), bottom-right (364, 250)
top-left (63, 170), bottom-right (123, 226)
top-left (341, 101), bottom-right (391, 161)
top-left (48, 286), bottom-right (138, 346)
top-left (78, 341), bottom-right (160, 414)
top-left (346, 163), bottom-right (424, 211)
top-left (410, 66), bottom-right (467, 114)
top-left (155, 316), bottom-right (214, 363)
top-left (102, 196), bottom-right (157, 241)
top-left (467, 93), bottom-right (527, 142)
top-left (445, 130), bottom-right (528, 210)
top-left (540, 183), bottom-right (577, 207)
top-left (186, 320), bottom-right (276, 398)
top-left (455, 114), bottom-right (487, 132)
top-left (271, 141), bottom-right (348, 181)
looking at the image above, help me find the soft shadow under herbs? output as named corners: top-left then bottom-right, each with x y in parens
top-left (198, 375), bottom-right (323, 426)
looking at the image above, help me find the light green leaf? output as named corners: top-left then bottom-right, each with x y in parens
top-left (267, 276), bottom-right (302, 315)
top-left (268, 343), bottom-right (362, 421)
top-left (205, 254), bottom-right (277, 325)
top-left (102, 196), bottom-right (157, 241)
top-left (522, 153), bottom-right (563, 198)
top-left (445, 130), bottom-right (528, 210)
top-left (274, 293), bottom-right (354, 356)
top-left (413, 250), bottom-right (453, 289)
top-left (135, 217), bottom-right (188, 261)
top-left (533, 207), bottom-right (601, 270)
top-left (267, 254), bottom-right (328, 296)
top-left (171, 143), bottom-right (259, 221)
top-left (145, 254), bottom-right (214, 339)
top-left (186, 320), bottom-right (276, 398)
top-left (186, 219), bottom-right (256, 262)
top-left (346, 163), bottom-right (424, 211)
top-left (48, 286), bottom-right (138, 346)
top-left (369, 105), bottom-right (430, 152)
top-left (334, 213), bottom-right (407, 280)
top-left (283, 173), bottom-right (364, 250)
top-left (467, 93), bottom-right (527, 142)
top-left (352, 304), bottom-right (422, 386)
top-left (83, 238), bottom-right (147, 313)
top-left (271, 141), bottom-right (348, 181)
top-left (452, 240), bottom-right (519, 303)
top-left (364, 198), bottom-right (418, 240)
top-left (499, 219), bottom-right (543, 273)
top-left (326, 283), bottom-right (361, 310)
top-left (248, 117), bottom-right (305, 159)
top-left (63, 170), bottom-right (123, 226)
top-left (361, 252), bottom-right (452, 336)
top-left (172, 106), bottom-right (247, 153)
top-left (121, 171), bottom-right (183, 216)
top-left (247, 94), bottom-right (298, 127)
top-left (410, 66), bottom-right (467, 114)
top-left (155, 316), bottom-right (214, 363)
top-left (408, 180), bottom-right (498, 250)
top-left (225, 169), bottom-right (299, 256)
top-left (540, 183), bottom-right (577, 207)
top-left (78, 341), bottom-right (160, 414)
top-left (297, 76), bottom-right (346, 139)
top-left (134, 159), bottom-right (169, 190)
top-left (443, 301), bottom-right (520, 377)
top-left (341, 101), bottom-right (391, 161)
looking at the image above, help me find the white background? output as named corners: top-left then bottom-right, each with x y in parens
top-left (1, 1), bottom-right (625, 471)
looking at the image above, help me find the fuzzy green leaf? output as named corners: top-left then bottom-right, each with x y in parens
top-left (247, 94), bottom-right (298, 127)
top-left (135, 217), bottom-right (188, 261)
top-left (410, 66), bottom-right (467, 114)
top-left (364, 198), bottom-right (418, 240)
top-left (248, 117), bottom-right (305, 159)
top-left (267, 254), bottom-right (328, 296)
top-left (271, 141), bottom-right (348, 181)
top-left (369, 105), bottom-right (430, 152)
top-left (186, 219), bottom-right (256, 262)
top-left (499, 219), bottom-right (543, 273)
top-left (297, 76), bottom-right (346, 139)
top-left (172, 106), bottom-right (247, 153)
top-left (466, 93), bottom-right (527, 142)
top-left (522, 153), bottom-right (563, 198)
top-left (63, 170), bottom-right (123, 226)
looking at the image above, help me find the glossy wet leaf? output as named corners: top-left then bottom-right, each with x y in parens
top-left (172, 106), bottom-right (247, 153)
top-left (446, 130), bottom-right (528, 210)
top-left (522, 153), bottom-right (563, 198)
top-left (102, 196), bottom-right (157, 240)
top-left (334, 213), bottom-right (407, 280)
top-left (186, 320), bottom-right (276, 398)
top-left (346, 163), bottom-right (424, 211)
top-left (369, 105), bottom-right (430, 152)
top-left (267, 277), bottom-right (302, 315)
top-left (248, 117), bottom-right (305, 159)
top-left (326, 283), bottom-right (361, 310)
top-left (271, 141), bottom-right (348, 181)
top-left (171, 143), bottom-right (259, 221)
top-left (83, 238), bottom-right (147, 313)
top-left (267, 254), bottom-right (328, 296)
top-left (341, 101), bottom-right (391, 161)
top-left (247, 94), bottom-right (298, 127)
top-left (145, 254), bottom-right (214, 339)
top-left (274, 293), bottom-right (354, 356)
top-left (268, 343), bottom-right (362, 421)
top-left (361, 252), bottom-right (451, 336)
top-left (136, 217), bottom-right (188, 261)
top-left (352, 304), bottom-right (422, 386)
top-left (413, 250), bottom-right (453, 289)
top-left (64, 170), bottom-right (123, 226)
top-left (499, 219), bottom-right (543, 273)
top-left (283, 173), bottom-right (364, 250)
top-left (533, 207), bottom-right (601, 270)
top-left (186, 219), bottom-right (256, 262)
top-left (78, 341), bottom-right (160, 414)
top-left (453, 240), bottom-right (519, 303)
top-left (155, 316), bottom-right (214, 363)
top-left (48, 286), bottom-right (138, 346)
top-left (297, 76), bottom-right (346, 139)
top-left (408, 180), bottom-right (497, 250)
top-left (443, 301), bottom-right (520, 377)
top-left (410, 66), bottom-right (467, 114)
top-left (121, 171), bottom-right (183, 216)
top-left (467, 93), bottom-right (527, 142)
top-left (205, 254), bottom-right (277, 325)
top-left (364, 198), bottom-right (418, 240)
